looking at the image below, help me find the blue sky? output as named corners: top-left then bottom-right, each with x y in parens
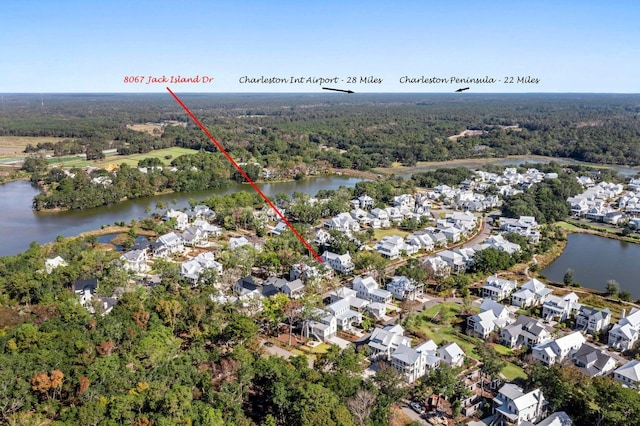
top-left (2, 0), bottom-right (638, 93)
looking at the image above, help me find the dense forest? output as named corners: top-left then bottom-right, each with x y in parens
top-left (0, 240), bottom-right (374, 425)
top-left (3, 93), bottom-right (640, 169)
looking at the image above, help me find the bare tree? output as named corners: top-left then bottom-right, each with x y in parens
top-left (346, 389), bottom-right (377, 426)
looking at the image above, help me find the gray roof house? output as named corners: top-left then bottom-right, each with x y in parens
top-left (613, 360), bottom-right (640, 389)
top-left (575, 306), bottom-right (611, 334)
top-left (500, 315), bottom-right (553, 350)
top-left (571, 343), bottom-right (618, 378)
top-left (493, 384), bottom-right (547, 426)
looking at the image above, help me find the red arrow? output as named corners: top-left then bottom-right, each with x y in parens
top-left (166, 87), bottom-right (323, 263)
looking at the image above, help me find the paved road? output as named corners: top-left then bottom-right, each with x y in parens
top-left (400, 404), bottom-right (428, 425)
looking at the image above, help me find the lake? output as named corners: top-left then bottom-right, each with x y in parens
top-left (541, 233), bottom-right (640, 299)
top-left (0, 175), bottom-right (363, 257)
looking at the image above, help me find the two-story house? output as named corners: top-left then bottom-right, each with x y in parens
top-left (608, 308), bottom-right (640, 351)
top-left (482, 275), bottom-right (517, 302)
top-left (541, 293), bottom-right (580, 322)
top-left (437, 342), bottom-right (465, 368)
top-left (511, 278), bottom-right (552, 308)
top-left (493, 384), bottom-right (547, 426)
top-left (321, 251), bottom-right (355, 274)
top-left (352, 276), bottom-right (392, 304)
top-left (532, 331), bottom-right (586, 366)
top-left (368, 324), bottom-right (411, 361)
top-left (500, 315), bottom-right (553, 350)
top-left (576, 306), bottom-right (611, 334)
top-left (387, 275), bottom-right (424, 301)
top-left (326, 298), bottom-right (362, 331)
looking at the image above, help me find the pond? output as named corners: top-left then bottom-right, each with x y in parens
top-left (541, 233), bottom-right (640, 299)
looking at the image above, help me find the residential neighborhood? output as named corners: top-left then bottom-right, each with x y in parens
top-left (30, 164), bottom-right (640, 425)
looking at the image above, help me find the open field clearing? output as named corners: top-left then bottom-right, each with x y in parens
top-left (43, 147), bottom-right (199, 168)
top-left (127, 121), bottom-right (187, 136)
top-left (0, 136), bottom-right (67, 156)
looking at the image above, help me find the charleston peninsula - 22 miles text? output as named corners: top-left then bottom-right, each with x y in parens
top-left (399, 75), bottom-right (540, 84)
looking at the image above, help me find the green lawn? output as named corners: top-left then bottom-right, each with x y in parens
top-left (44, 147), bottom-right (199, 168)
top-left (555, 221), bottom-right (580, 231)
top-left (491, 344), bottom-right (514, 356)
top-left (405, 303), bottom-right (482, 354)
top-left (501, 362), bottom-right (527, 381)
top-left (94, 147), bottom-right (198, 167)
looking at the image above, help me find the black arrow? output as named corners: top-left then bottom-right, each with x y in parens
top-left (322, 87), bottom-right (355, 94)
top-left (455, 87), bottom-right (470, 92)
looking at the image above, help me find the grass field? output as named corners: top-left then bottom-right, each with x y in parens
top-left (501, 362), bottom-right (527, 381)
top-left (373, 228), bottom-right (410, 240)
top-left (405, 303), bottom-right (482, 354)
top-left (45, 147), bottom-right (199, 168)
top-left (0, 136), bottom-right (67, 156)
top-left (127, 123), bottom-right (163, 136)
top-left (491, 344), bottom-right (514, 356)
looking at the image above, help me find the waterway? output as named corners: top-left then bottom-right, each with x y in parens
top-left (0, 176), bottom-right (363, 257)
top-left (541, 233), bottom-right (640, 299)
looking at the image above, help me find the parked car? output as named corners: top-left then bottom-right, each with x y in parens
top-left (409, 401), bottom-right (425, 415)
top-left (263, 341), bottom-right (274, 347)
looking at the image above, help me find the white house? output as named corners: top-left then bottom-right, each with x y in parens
top-left (368, 324), bottom-right (411, 361)
top-left (406, 232), bottom-right (435, 252)
top-left (180, 252), bottom-right (223, 284)
top-left (614, 360), bottom-right (640, 389)
top-left (387, 276), bottom-right (423, 301)
top-left (120, 249), bottom-right (149, 273)
top-left (608, 308), bottom-right (640, 351)
top-left (415, 340), bottom-right (441, 371)
top-left (467, 300), bottom-right (513, 339)
top-left (541, 293), bottom-right (580, 322)
top-left (391, 344), bottom-right (425, 384)
top-left (45, 256), bottom-right (68, 274)
top-left (165, 209), bottom-right (189, 230)
top-left (352, 276), bottom-right (392, 304)
top-left (306, 309), bottom-right (338, 342)
top-left (511, 278), bottom-right (552, 308)
top-left (423, 256), bottom-right (452, 279)
top-left (575, 306), bottom-right (611, 334)
top-left (157, 232), bottom-right (184, 254)
top-left (437, 342), bottom-right (465, 367)
top-left (326, 298), bottom-right (362, 331)
top-left (282, 279), bottom-right (305, 299)
top-left (182, 225), bottom-right (206, 246)
top-left (499, 215), bottom-right (541, 243)
top-left (325, 212), bottom-right (360, 233)
top-left (321, 251), bottom-right (355, 274)
top-left (482, 276), bottom-right (517, 302)
top-left (229, 236), bottom-right (251, 249)
top-left (532, 331), bottom-right (586, 366)
top-left (437, 250), bottom-right (468, 273)
top-left (493, 383), bottom-right (547, 426)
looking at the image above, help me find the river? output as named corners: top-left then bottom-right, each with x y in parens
top-left (541, 233), bottom-right (640, 299)
top-left (0, 176), bottom-right (362, 257)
